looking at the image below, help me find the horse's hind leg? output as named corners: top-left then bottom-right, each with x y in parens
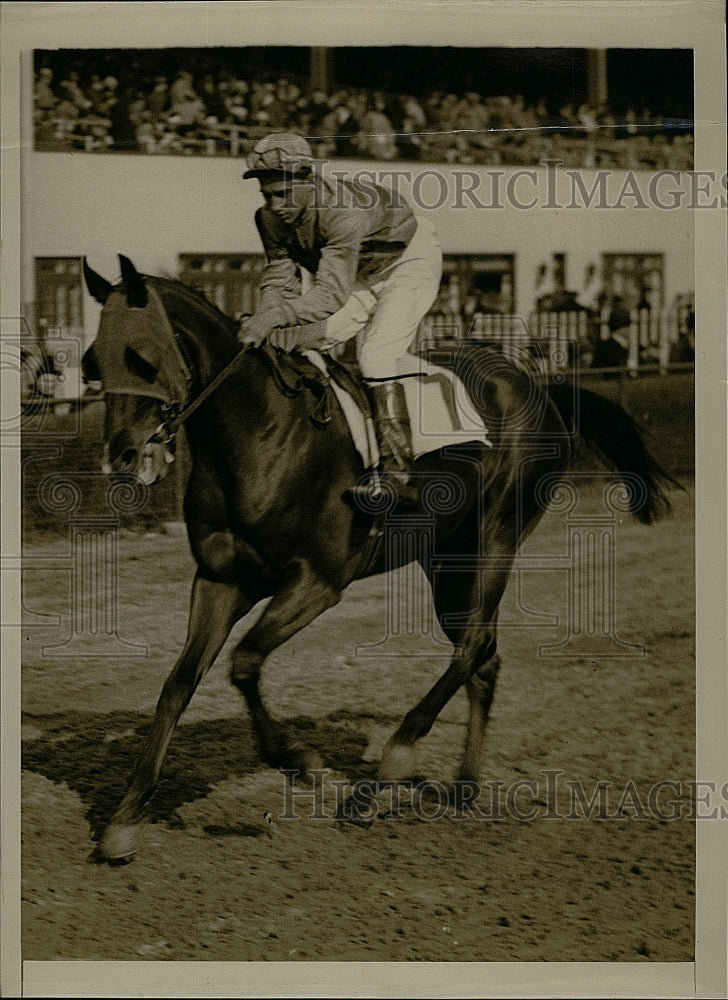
top-left (99, 574), bottom-right (250, 861)
top-left (461, 653), bottom-right (501, 781)
top-left (379, 542), bottom-right (513, 783)
top-left (229, 557), bottom-right (340, 774)
top-left (379, 628), bottom-right (503, 782)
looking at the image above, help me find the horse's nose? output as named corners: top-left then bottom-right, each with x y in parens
top-left (116, 448), bottom-right (139, 472)
top-left (109, 430), bottom-right (138, 473)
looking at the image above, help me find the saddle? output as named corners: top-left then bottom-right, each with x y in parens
top-left (256, 341), bottom-right (373, 429)
top-left (257, 336), bottom-right (493, 469)
top-left (254, 341), bottom-right (492, 575)
top-left (255, 341), bottom-right (493, 469)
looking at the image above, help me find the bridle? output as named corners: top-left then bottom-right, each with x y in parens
top-left (148, 345), bottom-right (251, 450)
top-left (147, 335), bottom-right (335, 453)
top-left (116, 283), bottom-right (335, 456)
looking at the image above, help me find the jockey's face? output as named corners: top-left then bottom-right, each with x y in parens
top-left (260, 177), bottom-right (313, 224)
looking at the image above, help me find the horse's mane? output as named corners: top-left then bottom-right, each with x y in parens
top-left (147, 275), bottom-right (239, 336)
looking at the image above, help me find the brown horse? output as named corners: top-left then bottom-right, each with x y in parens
top-left (83, 255), bottom-right (674, 861)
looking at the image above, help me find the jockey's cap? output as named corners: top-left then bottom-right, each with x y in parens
top-left (243, 132), bottom-right (314, 180)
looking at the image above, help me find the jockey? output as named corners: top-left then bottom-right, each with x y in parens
top-left (240, 132), bottom-right (443, 507)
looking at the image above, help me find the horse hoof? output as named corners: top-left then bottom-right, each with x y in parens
top-left (379, 744), bottom-right (417, 782)
top-left (98, 822), bottom-right (142, 862)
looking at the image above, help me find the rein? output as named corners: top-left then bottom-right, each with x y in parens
top-left (151, 339), bottom-right (334, 447)
top-left (151, 344), bottom-right (251, 444)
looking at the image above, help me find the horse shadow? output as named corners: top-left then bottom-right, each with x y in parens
top-left (21, 707), bottom-right (397, 842)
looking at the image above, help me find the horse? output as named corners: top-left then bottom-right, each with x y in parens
top-left (82, 255), bottom-right (675, 861)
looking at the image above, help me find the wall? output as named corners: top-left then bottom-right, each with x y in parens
top-left (22, 151), bottom-right (695, 348)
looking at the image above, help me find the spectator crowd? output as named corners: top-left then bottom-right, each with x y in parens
top-left (423, 260), bottom-right (695, 373)
top-left (34, 59), bottom-right (693, 170)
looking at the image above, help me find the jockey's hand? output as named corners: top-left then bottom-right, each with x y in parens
top-left (238, 312), bottom-right (272, 348)
top-left (268, 319), bottom-right (329, 353)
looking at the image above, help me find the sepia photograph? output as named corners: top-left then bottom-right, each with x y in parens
top-left (1, 1), bottom-right (726, 996)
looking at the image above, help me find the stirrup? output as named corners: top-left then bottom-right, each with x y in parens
top-left (345, 466), bottom-right (419, 513)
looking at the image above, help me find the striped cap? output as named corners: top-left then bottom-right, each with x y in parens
top-left (243, 132), bottom-right (314, 180)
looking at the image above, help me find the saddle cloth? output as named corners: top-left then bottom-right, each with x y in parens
top-left (303, 350), bottom-right (493, 468)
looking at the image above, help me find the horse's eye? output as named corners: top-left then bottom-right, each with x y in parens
top-left (124, 342), bottom-right (161, 383)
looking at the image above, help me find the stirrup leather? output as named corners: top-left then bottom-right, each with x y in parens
top-left (346, 380), bottom-right (419, 510)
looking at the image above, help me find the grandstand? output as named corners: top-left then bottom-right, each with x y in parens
top-left (33, 47), bottom-right (693, 171)
top-left (22, 45), bottom-right (696, 404)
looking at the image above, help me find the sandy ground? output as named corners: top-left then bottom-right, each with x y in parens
top-left (20, 483), bottom-right (695, 964)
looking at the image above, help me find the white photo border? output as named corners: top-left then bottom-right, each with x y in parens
top-left (2, 2), bottom-right (725, 997)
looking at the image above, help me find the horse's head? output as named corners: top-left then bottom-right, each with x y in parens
top-left (83, 255), bottom-right (190, 486)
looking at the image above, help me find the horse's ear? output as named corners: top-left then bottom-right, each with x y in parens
top-left (124, 337), bottom-right (161, 383)
top-left (118, 254), bottom-right (148, 309)
top-left (81, 343), bottom-right (102, 383)
top-left (83, 258), bottom-right (113, 304)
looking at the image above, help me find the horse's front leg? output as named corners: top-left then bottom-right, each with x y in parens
top-left (99, 574), bottom-right (251, 861)
top-left (229, 558), bottom-right (341, 775)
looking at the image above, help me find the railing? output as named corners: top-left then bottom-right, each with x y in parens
top-left (36, 118), bottom-right (275, 157)
top-left (35, 112), bottom-right (693, 169)
top-left (419, 307), bottom-right (694, 377)
top-left (37, 115), bottom-right (113, 152)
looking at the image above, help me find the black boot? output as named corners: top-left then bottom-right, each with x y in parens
top-left (346, 380), bottom-right (419, 510)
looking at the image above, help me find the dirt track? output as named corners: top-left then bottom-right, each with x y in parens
top-left (21, 483), bottom-right (695, 963)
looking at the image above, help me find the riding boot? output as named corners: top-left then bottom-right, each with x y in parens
top-left (347, 380), bottom-right (420, 510)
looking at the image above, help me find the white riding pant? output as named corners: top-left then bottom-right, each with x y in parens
top-left (320, 216), bottom-right (443, 380)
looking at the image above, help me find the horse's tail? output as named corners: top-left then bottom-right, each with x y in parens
top-left (548, 383), bottom-right (682, 525)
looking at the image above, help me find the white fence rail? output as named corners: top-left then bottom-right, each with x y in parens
top-left (419, 307), bottom-right (692, 376)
